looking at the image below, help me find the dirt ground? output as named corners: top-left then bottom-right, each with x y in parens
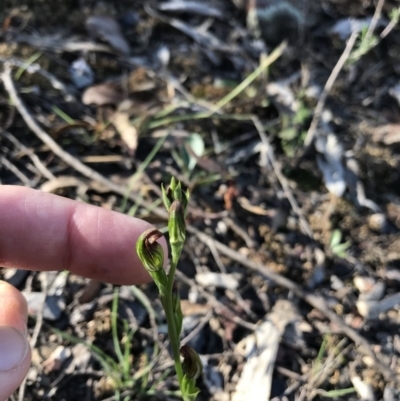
top-left (1, 0), bottom-right (400, 400)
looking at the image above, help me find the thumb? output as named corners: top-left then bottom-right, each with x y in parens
top-left (0, 281), bottom-right (31, 401)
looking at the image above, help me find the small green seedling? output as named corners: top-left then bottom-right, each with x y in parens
top-left (330, 229), bottom-right (351, 258)
top-left (136, 177), bottom-right (202, 401)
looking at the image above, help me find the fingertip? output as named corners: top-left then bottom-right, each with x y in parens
top-left (0, 281), bottom-right (28, 332)
top-left (0, 281), bottom-right (31, 401)
top-left (0, 186), bottom-right (169, 285)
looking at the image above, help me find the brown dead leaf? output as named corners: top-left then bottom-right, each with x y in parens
top-left (82, 81), bottom-right (126, 106)
top-left (51, 121), bottom-right (93, 138)
top-left (238, 196), bottom-right (272, 216)
top-left (86, 16), bottom-right (130, 55)
top-left (78, 280), bottom-right (102, 304)
top-left (371, 124), bottom-right (400, 145)
top-left (111, 100), bottom-right (138, 154)
top-left (223, 180), bottom-right (239, 211)
top-left (180, 300), bottom-right (211, 316)
top-left (42, 346), bottom-right (71, 374)
top-left (128, 68), bottom-right (157, 92)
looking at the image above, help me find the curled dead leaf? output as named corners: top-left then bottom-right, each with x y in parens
top-left (82, 81), bottom-right (126, 106)
top-left (371, 124), bottom-right (400, 145)
top-left (111, 101), bottom-right (138, 154)
top-left (86, 16), bottom-right (130, 55)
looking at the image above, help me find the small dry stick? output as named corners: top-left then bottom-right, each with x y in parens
top-left (366, 0), bottom-right (386, 41)
top-left (1, 130), bottom-right (55, 180)
top-left (0, 57), bottom-right (76, 99)
top-left (252, 116), bottom-right (313, 238)
top-left (304, 31), bottom-right (359, 147)
top-left (381, 6), bottom-right (400, 38)
top-left (0, 155), bottom-right (33, 186)
top-left (18, 274), bottom-right (48, 401)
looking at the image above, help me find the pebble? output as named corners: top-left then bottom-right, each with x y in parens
top-left (22, 292), bottom-right (65, 321)
top-left (3, 268), bottom-right (29, 287)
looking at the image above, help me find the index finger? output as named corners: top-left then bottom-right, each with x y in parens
top-left (0, 186), bottom-right (167, 285)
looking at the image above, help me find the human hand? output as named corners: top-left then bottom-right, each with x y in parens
top-left (0, 185), bottom-right (167, 400)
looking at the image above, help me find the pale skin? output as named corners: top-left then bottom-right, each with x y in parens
top-left (0, 186), bottom-right (167, 400)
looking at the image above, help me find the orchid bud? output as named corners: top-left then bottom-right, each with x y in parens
top-left (171, 177), bottom-right (182, 202)
top-left (161, 183), bottom-right (173, 212)
top-left (161, 177), bottom-right (190, 217)
top-left (180, 345), bottom-right (203, 380)
top-left (168, 200), bottom-right (186, 248)
top-left (136, 228), bottom-right (168, 295)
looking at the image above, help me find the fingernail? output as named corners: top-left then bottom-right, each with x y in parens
top-left (0, 326), bottom-right (28, 372)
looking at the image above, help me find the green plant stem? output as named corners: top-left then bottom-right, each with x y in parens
top-left (162, 292), bottom-right (184, 386)
top-left (162, 245), bottom-right (187, 400)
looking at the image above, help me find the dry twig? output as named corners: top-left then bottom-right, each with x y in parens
top-left (366, 0), bottom-right (386, 40)
top-left (0, 155), bottom-right (33, 186)
top-left (381, 4), bottom-right (400, 38)
top-left (252, 116), bottom-right (313, 238)
top-left (0, 57), bottom-right (75, 99)
top-left (18, 274), bottom-right (48, 401)
top-left (1, 130), bottom-right (55, 180)
top-left (303, 31), bottom-right (359, 147)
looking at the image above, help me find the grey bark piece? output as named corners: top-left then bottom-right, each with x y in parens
top-left (233, 300), bottom-right (306, 401)
top-left (233, 319), bottom-right (280, 401)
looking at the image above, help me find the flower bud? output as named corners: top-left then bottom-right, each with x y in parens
top-left (136, 228), bottom-right (164, 273)
top-left (168, 200), bottom-right (186, 247)
top-left (161, 177), bottom-right (190, 217)
top-left (180, 345), bottom-right (203, 380)
top-left (161, 183), bottom-right (173, 212)
top-left (171, 177), bottom-right (182, 202)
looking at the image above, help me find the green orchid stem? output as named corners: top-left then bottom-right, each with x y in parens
top-left (162, 291), bottom-right (184, 386)
top-left (163, 244), bottom-right (188, 399)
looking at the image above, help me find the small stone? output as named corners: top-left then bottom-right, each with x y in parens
top-left (354, 276), bottom-right (376, 294)
top-left (70, 302), bottom-right (96, 326)
top-left (359, 281), bottom-right (385, 302)
top-left (43, 346), bottom-right (72, 373)
top-left (69, 58), bottom-right (94, 89)
top-left (330, 275), bottom-right (344, 291)
top-left (195, 272), bottom-right (241, 290)
top-left (216, 221), bottom-right (228, 236)
top-left (23, 292), bottom-right (65, 321)
top-left (368, 213), bottom-right (388, 233)
top-left (307, 265), bottom-right (325, 289)
top-left (3, 269), bottom-right (29, 287)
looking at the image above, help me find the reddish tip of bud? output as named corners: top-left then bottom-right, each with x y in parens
top-left (136, 228), bottom-right (164, 273)
top-left (180, 345), bottom-right (203, 380)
